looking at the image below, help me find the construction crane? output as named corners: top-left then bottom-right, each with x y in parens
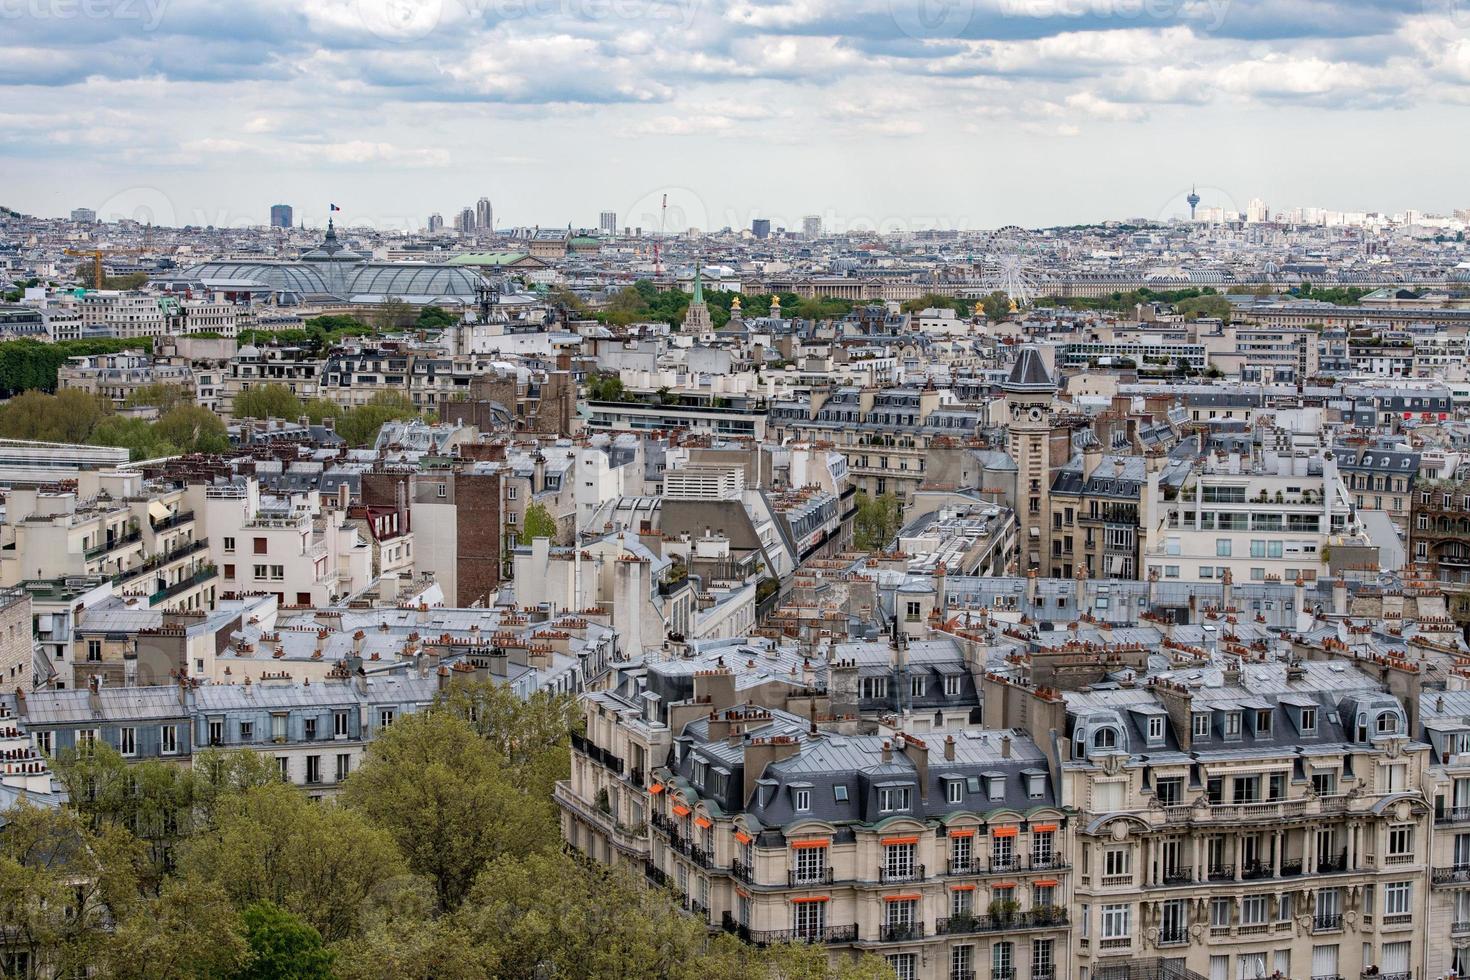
top-left (64, 243), bottom-right (149, 289)
top-left (652, 193), bottom-right (667, 277)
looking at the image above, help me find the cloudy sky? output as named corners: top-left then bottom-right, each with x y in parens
top-left (5, 0), bottom-right (1470, 231)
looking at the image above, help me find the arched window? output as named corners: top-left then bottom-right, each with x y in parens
top-left (1376, 711), bottom-right (1399, 735)
top-left (1094, 728), bottom-right (1117, 750)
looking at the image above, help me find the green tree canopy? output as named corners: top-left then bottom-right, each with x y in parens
top-left (232, 383), bottom-right (304, 421)
top-left (122, 383), bottom-right (188, 412)
top-left (232, 902), bottom-right (335, 980)
top-left (519, 502), bottom-right (557, 545)
top-left (853, 492), bottom-right (903, 552)
top-left (154, 404), bottom-right (231, 454)
top-left (0, 388), bottom-right (110, 443)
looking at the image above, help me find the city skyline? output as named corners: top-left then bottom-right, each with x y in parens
top-left (4, 1), bottom-right (1470, 229)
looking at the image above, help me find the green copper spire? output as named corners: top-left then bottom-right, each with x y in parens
top-left (691, 259), bottom-right (703, 305)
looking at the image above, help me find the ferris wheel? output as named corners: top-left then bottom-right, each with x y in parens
top-left (979, 225), bottom-right (1040, 307)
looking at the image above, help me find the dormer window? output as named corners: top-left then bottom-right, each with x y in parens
top-left (1299, 707), bottom-right (1317, 733)
top-left (1147, 717), bottom-right (1165, 743)
top-left (1377, 711), bottom-right (1399, 736)
top-left (794, 788), bottom-right (811, 812)
top-left (1192, 714), bottom-right (1210, 738)
top-left (1094, 728), bottom-right (1118, 750)
top-left (1255, 710), bottom-right (1273, 736)
top-left (988, 775), bottom-right (1006, 802)
top-left (1224, 713), bottom-right (1242, 739)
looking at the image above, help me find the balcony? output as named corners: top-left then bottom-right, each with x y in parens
top-left (1100, 874), bottom-right (1133, 887)
top-left (1197, 799), bottom-right (1309, 823)
top-left (879, 863), bottom-right (925, 884)
top-left (1318, 851), bottom-right (1349, 873)
top-left (1158, 927), bottom-right (1189, 946)
top-left (877, 921), bottom-right (925, 943)
top-left (150, 510), bottom-right (195, 532)
top-left (731, 860), bottom-right (756, 885)
top-left (1433, 865), bottom-right (1470, 885)
top-left (1371, 974), bottom-right (1411, 980)
top-left (935, 909), bottom-right (1068, 935)
top-left (1438, 806), bottom-right (1470, 826)
top-left (149, 566), bottom-right (217, 606)
top-left (689, 846), bottom-right (716, 871)
top-left (111, 539), bottom-right (210, 585)
top-left (1161, 866), bottom-right (1192, 885)
top-left (1097, 938), bottom-right (1132, 953)
top-left (1206, 864), bottom-right (1234, 882)
top-left (1312, 913), bottom-right (1343, 933)
top-left (84, 528), bottom-right (142, 560)
top-left (721, 913), bottom-right (857, 946)
top-left (789, 867), bottom-right (833, 887)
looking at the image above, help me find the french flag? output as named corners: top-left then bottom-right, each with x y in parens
top-left (329, 204), bottom-right (341, 212)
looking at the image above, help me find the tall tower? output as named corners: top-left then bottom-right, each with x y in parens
top-left (1002, 346), bottom-right (1057, 574)
top-left (1186, 186), bottom-right (1200, 221)
top-left (682, 260), bottom-right (712, 333)
top-left (476, 197), bottom-right (493, 234)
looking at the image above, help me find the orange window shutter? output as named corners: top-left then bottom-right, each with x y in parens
top-left (791, 895), bottom-right (830, 904)
top-left (1031, 823), bottom-right (1058, 833)
top-left (671, 804), bottom-right (690, 817)
top-left (992, 826), bottom-right (1018, 838)
top-left (948, 828), bottom-right (976, 838)
top-left (883, 893), bottom-right (923, 902)
top-left (649, 783), bottom-right (665, 794)
top-left (881, 835), bottom-right (920, 846)
top-left (694, 816), bottom-right (713, 829)
top-left (950, 883), bottom-right (977, 891)
top-left (1034, 879), bottom-right (1059, 887)
top-left (734, 831), bottom-right (753, 845)
top-left (790, 839), bottom-right (830, 850)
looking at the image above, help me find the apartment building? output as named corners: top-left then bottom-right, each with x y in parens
top-left (1142, 451), bottom-right (1364, 585)
top-left (1409, 477), bottom-right (1470, 585)
top-left (79, 291), bottom-right (166, 340)
top-left (57, 350), bottom-right (194, 405)
top-left (1423, 687), bottom-right (1470, 980)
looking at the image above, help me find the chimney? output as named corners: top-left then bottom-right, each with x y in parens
top-left (693, 668), bottom-right (736, 713)
top-left (899, 734), bottom-right (930, 799)
top-left (944, 734), bottom-right (956, 761)
top-left (1332, 577), bottom-right (1348, 617)
top-left (13, 688), bottom-right (25, 718)
top-left (881, 739), bottom-right (892, 763)
top-left (1000, 733), bottom-right (1012, 758)
top-left (1083, 440), bottom-right (1103, 480)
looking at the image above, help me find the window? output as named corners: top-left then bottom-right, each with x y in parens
top-left (1104, 848), bottom-right (1131, 877)
top-left (223, 536), bottom-right (235, 553)
top-left (1241, 895), bottom-right (1267, 925)
top-left (951, 833), bottom-right (973, 871)
top-left (1387, 825), bottom-right (1413, 857)
top-left (886, 953), bottom-right (916, 980)
top-left (303, 755), bottom-right (320, 784)
top-left (334, 711), bottom-right (350, 737)
top-left (947, 780), bottom-right (963, 804)
top-left (436, 484), bottom-right (447, 498)
top-left (794, 789), bottom-right (811, 812)
top-left (379, 708), bottom-right (396, 730)
top-left (239, 720), bottom-right (254, 742)
top-left (1216, 539), bottom-right (1232, 557)
top-left (1300, 707), bottom-right (1317, 733)
top-left (1385, 881), bottom-right (1412, 916)
top-left (951, 946), bottom-right (973, 980)
top-left (270, 713), bottom-right (287, 742)
top-left (991, 941), bottom-right (1013, 979)
top-left (223, 564), bottom-right (235, 580)
top-left (208, 719), bottom-right (223, 746)
top-left (1093, 727), bottom-right (1117, 750)
top-left (117, 727), bottom-right (136, 757)
top-left (833, 784), bottom-right (849, 803)
top-left (860, 677), bottom-right (888, 699)
top-left (34, 731), bottom-right (53, 756)
top-left (1032, 939), bottom-right (1053, 980)
top-left (1255, 709), bottom-right (1272, 735)
top-left (793, 844), bottom-right (826, 883)
top-left (253, 537), bottom-right (267, 555)
top-left (506, 512), bottom-right (517, 525)
top-left (1148, 716), bottom-right (1165, 741)
top-left (1156, 777), bottom-right (1184, 807)
top-left (160, 725), bottom-right (178, 755)
top-left (1193, 714), bottom-right (1210, 738)
top-left (904, 601), bottom-right (921, 622)
top-left (944, 675), bottom-right (961, 697)
top-left (276, 756), bottom-right (289, 780)
top-left (336, 753), bottom-right (351, 780)
top-left (879, 786), bottom-right (911, 812)
top-left (1224, 713), bottom-right (1242, 737)
top-left (304, 718), bottom-right (317, 741)
top-left (1312, 770), bottom-right (1337, 796)
top-left (884, 842), bottom-right (916, 878)
top-left (1377, 711), bottom-right (1399, 735)
top-left (1101, 904), bottom-right (1131, 939)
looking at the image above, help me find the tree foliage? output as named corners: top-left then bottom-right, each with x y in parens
top-left (231, 383), bottom-right (304, 421)
top-left (0, 388), bottom-right (110, 443)
top-left (0, 338), bottom-right (143, 395)
top-left (233, 901), bottom-right (335, 980)
top-left (853, 492), bottom-right (903, 552)
top-left (519, 502), bottom-right (557, 546)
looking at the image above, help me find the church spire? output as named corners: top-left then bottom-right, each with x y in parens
top-left (691, 259), bottom-right (704, 305)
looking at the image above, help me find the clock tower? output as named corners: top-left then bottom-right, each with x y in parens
top-left (1002, 346), bottom-right (1057, 574)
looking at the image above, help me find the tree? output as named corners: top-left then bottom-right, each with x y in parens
top-left (102, 879), bottom-right (249, 980)
top-left (981, 290), bottom-right (1012, 321)
top-left (0, 801), bottom-right (144, 978)
top-left (519, 502), bottom-right (557, 545)
top-left (180, 781), bottom-right (406, 942)
top-left (153, 404), bottom-right (231, 454)
top-left (0, 388), bottom-right (111, 443)
top-left (853, 492), bottom-right (903, 552)
top-left (415, 306), bottom-right (457, 329)
top-left (122, 383), bottom-right (188, 412)
top-left (1175, 294), bottom-right (1232, 323)
top-left (232, 383), bottom-right (304, 421)
top-left (435, 680), bottom-right (577, 799)
top-left (232, 902), bottom-right (335, 980)
top-left (342, 711), bottom-right (553, 910)
top-left (335, 391), bottom-right (421, 447)
top-left (89, 415), bottom-right (177, 461)
top-left (372, 297), bottom-right (413, 331)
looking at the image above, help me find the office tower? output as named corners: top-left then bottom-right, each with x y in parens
top-left (476, 197), bottom-right (493, 234)
top-left (269, 204), bottom-right (293, 229)
top-left (1246, 198), bottom-right (1269, 223)
top-left (70, 208), bottom-right (96, 224)
top-left (428, 213), bottom-right (444, 233)
top-left (751, 218), bottom-right (771, 239)
top-left (802, 214), bottom-right (821, 239)
top-left (455, 207), bottom-right (476, 233)
top-left (600, 211), bottom-right (617, 236)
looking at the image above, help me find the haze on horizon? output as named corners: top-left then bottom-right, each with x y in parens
top-left (5, 0), bottom-right (1470, 232)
